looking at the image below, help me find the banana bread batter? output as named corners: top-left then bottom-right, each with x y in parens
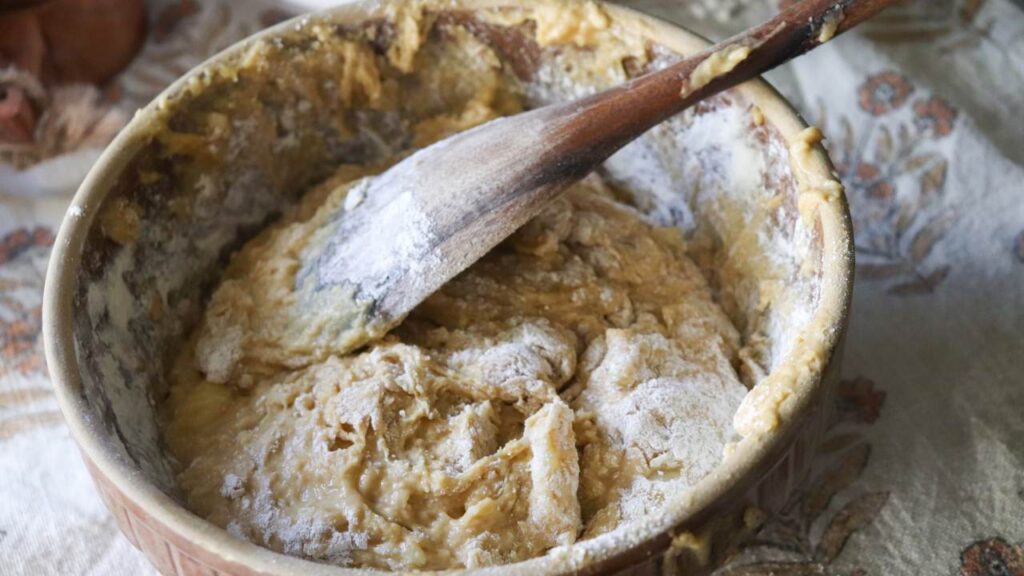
top-left (161, 2), bottom-right (747, 571)
top-left (164, 173), bottom-right (746, 570)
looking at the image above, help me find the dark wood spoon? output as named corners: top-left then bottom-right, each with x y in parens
top-left (303, 0), bottom-right (897, 348)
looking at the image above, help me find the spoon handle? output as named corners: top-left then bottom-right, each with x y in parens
top-left (542, 0), bottom-right (902, 168)
top-left (312, 0), bottom-right (900, 338)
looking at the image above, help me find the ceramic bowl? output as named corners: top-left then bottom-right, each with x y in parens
top-left (44, 1), bottom-right (853, 574)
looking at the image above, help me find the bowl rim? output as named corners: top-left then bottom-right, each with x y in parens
top-left (42, 0), bottom-right (854, 574)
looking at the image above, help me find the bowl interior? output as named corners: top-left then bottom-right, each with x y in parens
top-left (52, 0), bottom-right (846, 572)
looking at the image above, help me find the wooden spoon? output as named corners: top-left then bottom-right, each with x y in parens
top-left (302, 0), bottom-right (896, 348)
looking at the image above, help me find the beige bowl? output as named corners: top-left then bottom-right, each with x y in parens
top-left (43, 1), bottom-right (853, 574)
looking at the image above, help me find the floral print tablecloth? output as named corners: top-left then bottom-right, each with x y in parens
top-left (1, 1), bottom-right (1022, 575)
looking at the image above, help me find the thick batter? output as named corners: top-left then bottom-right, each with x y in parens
top-left (164, 173), bottom-right (746, 570)
top-left (161, 2), bottom-right (748, 571)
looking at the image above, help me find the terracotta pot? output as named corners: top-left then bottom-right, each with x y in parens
top-left (43, 1), bottom-right (854, 574)
top-left (0, 0), bottom-right (146, 84)
top-left (0, 0), bottom-right (145, 145)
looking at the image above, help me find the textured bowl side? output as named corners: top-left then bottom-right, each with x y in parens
top-left (83, 455), bottom-right (283, 576)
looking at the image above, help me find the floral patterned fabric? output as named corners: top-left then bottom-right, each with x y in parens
top-left (0, 1), bottom-right (1021, 575)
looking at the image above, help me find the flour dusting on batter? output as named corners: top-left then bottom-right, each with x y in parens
top-left (163, 175), bottom-right (746, 570)
top-left (159, 2), bottom-right (752, 571)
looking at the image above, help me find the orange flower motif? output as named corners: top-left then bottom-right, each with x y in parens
top-left (960, 538), bottom-right (1024, 576)
top-left (2, 312), bottom-right (40, 361)
top-left (866, 181), bottom-right (894, 201)
top-left (856, 162), bottom-right (881, 181)
top-left (858, 71), bottom-right (915, 116)
top-left (0, 226), bottom-right (54, 265)
top-left (850, 162), bottom-right (894, 203)
top-left (0, 228), bottom-right (52, 377)
top-left (914, 95), bottom-right (958, 137)
top-left (837, 377), bottom-right (886, 424)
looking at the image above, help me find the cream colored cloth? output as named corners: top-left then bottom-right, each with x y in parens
top-left (1, 1), bottom-right (1021, 574)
